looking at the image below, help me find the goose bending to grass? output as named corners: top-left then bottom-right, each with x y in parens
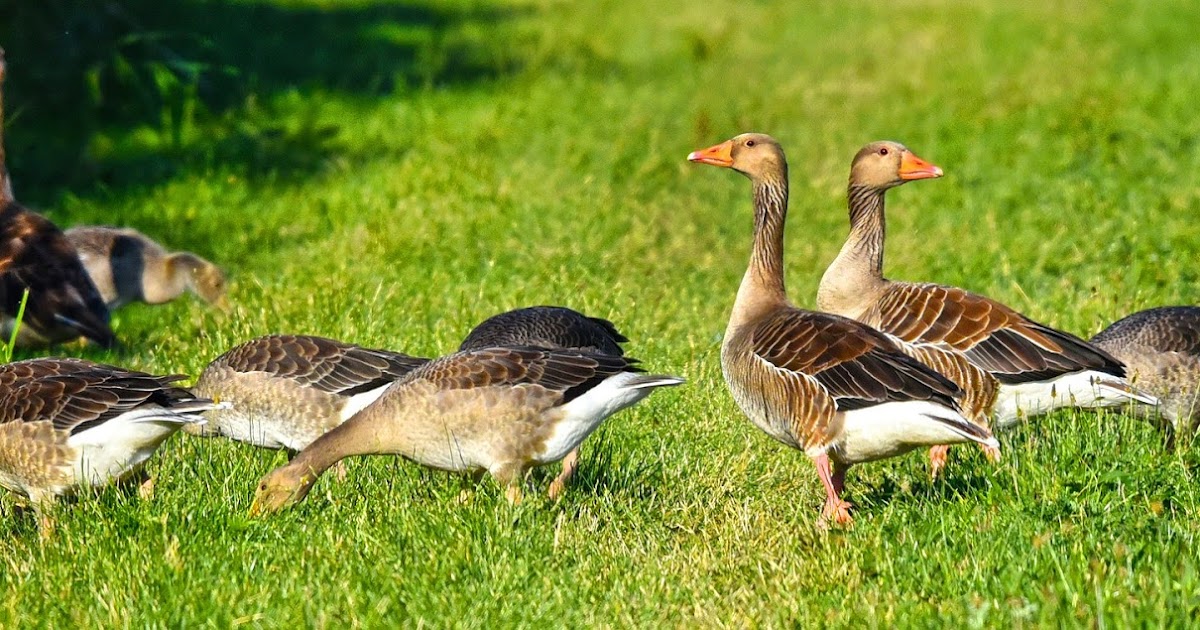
top-left (189, 335), bottom-right (429, 456)
top-left (688, 133), bottom-right (997, 525)
top-left (0, 49), bottom-right (114, 348)
top-left (1091, 306), bottom-right (1200, 440)
top-left (460, 305), bottom-right (628, 499)
top-left (0, 358), bottom-right (220, 533)
top-left (65, 226), bottom-right (229, 311)
top-left (249, 346), bottom-right (684, 515)
top-left (816, 141), bottom-right (1158, 432)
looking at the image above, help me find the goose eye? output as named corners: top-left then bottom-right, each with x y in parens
top-left (879, 147), bottom-right (889, 156)
top-left (745, 140), bottom-right (756, 147)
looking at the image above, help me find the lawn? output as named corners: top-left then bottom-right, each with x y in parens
top-left (2, 0), bottom-right (1200, 626)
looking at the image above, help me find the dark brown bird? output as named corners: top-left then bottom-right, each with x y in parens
top-left (0, 48), bottom-right (114, 348)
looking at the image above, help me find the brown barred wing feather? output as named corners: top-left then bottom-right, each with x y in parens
top-left (751, 310), bottom-right (962, 412)
top-left (866, 283), bottom-right (1124, 385)
top-left (210, 335), bottom-right (429, 396)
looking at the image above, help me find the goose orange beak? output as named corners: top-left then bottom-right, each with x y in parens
top-left (898, 151), bottom-right (943, 180)
top-left (687, 140), bottom-right (735, 167)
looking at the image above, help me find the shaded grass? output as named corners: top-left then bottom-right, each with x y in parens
top-left (2, 0), bottom-right (1200, 626)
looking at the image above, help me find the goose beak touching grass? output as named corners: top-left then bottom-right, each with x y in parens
top-left (688, 133), bottom-right (999, 525)
top-left (248, 346), bottom-right (684, 516)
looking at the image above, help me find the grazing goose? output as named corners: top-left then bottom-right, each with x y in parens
top-left (0, 358), bottom-right (219, 533)
top-left (0, 49), bottom-right (114, 348)
top-left (688, 133), bottom-right (998, 525)
top-left (249, 346), bottom-right (684, 515)
top-left (65, 226), bottom-right (229, 311)
top-left (460, 305), bottom-right (628, 498)
top-left (188, 335), bottom-right (429, 455)
top-left (1091, 306), bottom-right (1200, 440)
top-left (816, 140), bottom-right (1157, 430)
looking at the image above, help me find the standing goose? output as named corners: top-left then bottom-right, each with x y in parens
top-left (0, 49), bottom-right (115, 348)
top-left (64, 226), bottom-right (229, 311)
top-left (1091, 306), bottom-right (1200, 440)
top-left (249, 346), bottom-right (684, 515)
top-left (816, 141), bottom-right (1157, 429)
top-left (0, 358), bottom-right (220, 533)
top-left (460, 305), bottom-right (628, 498)
top-left (189, 334), bottom-right (429, 455)
top-left (688, 133), bottom-right (998, 525)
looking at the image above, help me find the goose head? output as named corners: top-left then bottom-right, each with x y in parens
top-left (248, 464), bottom-right (317, 516)
top-left (172, 253), bottom-right (230, 311)
top-left (191, 262), bottom-right (229, 310)
top-left (688, 133), bottom-right (786, 182)
top-left (850, 141), bottom-right (943, 190)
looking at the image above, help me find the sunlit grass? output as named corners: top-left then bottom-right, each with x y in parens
top-left (1, 0), bottom-right (1199, 625)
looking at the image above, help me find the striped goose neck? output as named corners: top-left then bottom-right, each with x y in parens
top-left (816, 184), bottom-right (887, 316)
top-left (287, 414), bottom-right (371, 481)
top-left (730, 174), bottom-right (790, 331)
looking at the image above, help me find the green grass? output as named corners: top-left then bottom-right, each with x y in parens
top-left (3, 0), bottom-right (1200, 626)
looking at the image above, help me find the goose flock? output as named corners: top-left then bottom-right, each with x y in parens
top-left (1, 48), bottom-right (1198, 535)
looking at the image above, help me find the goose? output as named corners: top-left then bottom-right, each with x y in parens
top-left (459, 305), bottom-right (628, 498)
top-left (0, 358), bottom-right (220, 533)
top-left (0, 49), bottom-right (114, 348)
top-left (1091, 306), bottom-right (1200, 440)
top-left (64, 226), bottom-right (229, 311)
top-left (688, 133), bottom-right (998, 525)
top-left (188, 334), bottom-right (429, 455)
top-left (249, 346), bottom-right (684, 515)
top-left (816, 140), bottom-right (1158, 430)
top-left (192, 307), bottom-right (626, 489)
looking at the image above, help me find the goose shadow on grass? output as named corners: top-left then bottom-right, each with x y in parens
top-left (0, 0), bottom-right (532, 204)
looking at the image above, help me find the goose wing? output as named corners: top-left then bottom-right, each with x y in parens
top-left (412, 346), bottom-right (635, 403)
top-left (750, 309), bottom-right (962, 411)
top-left (1092, 306), bottom-right (1200, 355)
top-left (866, 283), bottom-right (1124, 384)
top-left (0, 368), bottom-right (191, 434)
top-left (210, 334), bottom-right (429, 396)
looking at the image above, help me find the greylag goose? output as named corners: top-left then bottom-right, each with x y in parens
top-left (0, 358), bottom-right (219, 533)
top-left (688, 133), bottom-right (998, 525)
top-left (249, 346), bottom-right (684, 515)
top-left (1091, 306), bottom-right (1200, 440)
top-left (64, 226), bottom-right (228, 311)
top-left (0, 50), bottom-right (114, 348)
top-left (460, 305), bottom-right (628, 498)
top-left (816, 140), bottom-right (1158, 429)
top-left (189, 335), bottom-right (428, 454)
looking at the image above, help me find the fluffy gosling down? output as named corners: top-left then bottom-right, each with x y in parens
top-left (65, 226), bottom-right (229, 311)
top-left (0, 358), bottom-right (222, 533)
top-left (249, 346), bottom-right (684, 516)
